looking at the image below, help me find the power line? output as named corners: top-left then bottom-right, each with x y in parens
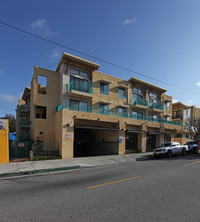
top-left (0, 20), bottom-right (198, 94)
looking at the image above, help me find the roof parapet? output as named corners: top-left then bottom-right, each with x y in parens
top-left (56, 52), bottom-right (100, 72)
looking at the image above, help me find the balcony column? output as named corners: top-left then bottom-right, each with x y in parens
top-left (156, 134), bottom-right (164, 148)
top-left (61, 112), bottom-right (74, 159)
top-left (145, 89), bottom-right (149, 116)
top-left (128, 85), bottom-right (133, 114)
top-left (119, 122), bottom-right (125, 155)
top-left (138, 124), bottom-right (147, 152)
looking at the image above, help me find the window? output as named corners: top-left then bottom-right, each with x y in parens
top-left (100, 83), bottom-right (109, 95)
top-left (36, 106), bottom-right (46, 119)
top-left (69, 100), bottom-right (88, 112)
top-left (164, 116), bottom-right (170, 121)
top-left (149, 92), bottom-right (159, 104)
top-left (165, 102), bottom-right (170, 110)
top-left (132, 87), bottom-right (144, 101)
top-left (186, 110), bottom-right (189, 117)
top-left (70, 76), bottom-right (89, 92)
top-left (100, 104), bottom-right (109, 114)
top-left (118, 107), bottom-right (127, 116)
top-left (38, 75), bottom-right (47, 94)
top-left (70, 67), bottom-right (88, 78)
top-left (119, 88), bottom-right (127, 99)
top-left (149, 114), bottom-right (158, 119)
top-left (133, 87), bottom-right (143, 94)
top-left (132, 111), bottom-right (144, 120)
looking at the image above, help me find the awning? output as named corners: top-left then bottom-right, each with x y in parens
top-left (126, 130), bottom-right (143, 134)
top-left (148, 132), bottom-right (162, 135)
top-left (75, 126), bottom-right (120, 131)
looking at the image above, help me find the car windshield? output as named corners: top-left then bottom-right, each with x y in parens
top-left (159, 143), bottom-right (172, 147)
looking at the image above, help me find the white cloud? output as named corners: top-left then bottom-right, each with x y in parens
top-left (0, 70), bottom-right (5, 76)
top-left (28, 18), bottom-right (58, 37)
top-left (122, 17), bottom-right (136, 25)
top-left (187, 99), bottom-right (192, 104)
top-left (0, 94), bottom-right (19, 104)
top-left (172, 99), bottom-right (178, 103)
top-left (196, 81), bottom-right (200, 87)
top-left (50, 47), bottom-right (62, 59)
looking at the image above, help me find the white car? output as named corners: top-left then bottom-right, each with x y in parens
top-left (153, 142), bottom-right (187, 158)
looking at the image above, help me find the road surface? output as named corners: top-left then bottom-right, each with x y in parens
top-left (0, 154), bottom-right (200, 222)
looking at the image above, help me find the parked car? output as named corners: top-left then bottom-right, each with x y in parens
top-left (185, 140), bottom-right (200, 154)
top-left (153, 142), bottom-right (187, 158)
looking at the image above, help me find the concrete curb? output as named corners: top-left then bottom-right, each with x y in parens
top-left (0, 165), bottom-right (80, 178)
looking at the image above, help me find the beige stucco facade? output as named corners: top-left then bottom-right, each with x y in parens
top-left (172, 102), bottom-right (200, 144)
top-left (16, 52), bottom-right (181, 158)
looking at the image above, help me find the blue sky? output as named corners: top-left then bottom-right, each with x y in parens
top-left (1, 0), bottom-right (200, 117)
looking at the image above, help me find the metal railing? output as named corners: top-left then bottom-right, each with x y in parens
top-left (132, 98), bottom-right (148, 107)
top-left (56, 103), bottom-right (181, 126)
top-left (19, 120), bottom-right (30, 127)
top-left (149, 102), bottom-right (164, 110)
top-left (119, 94), bottom-right (127, 99)
top-left (19, 105), bottom-right (30, 113)
top-left (68, 81), bottom-right (93, 94)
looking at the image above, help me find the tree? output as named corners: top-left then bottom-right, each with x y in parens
top-left (0, 114), bottom-right (16, 133)
top-left (183, 118), bottom-right (200, 140)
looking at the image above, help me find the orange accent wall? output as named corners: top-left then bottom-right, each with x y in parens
top-left (0, 120), bottom-right (9, 163)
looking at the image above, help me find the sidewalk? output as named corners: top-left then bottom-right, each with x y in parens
top-left (0, 153), bottom-right (152, 177)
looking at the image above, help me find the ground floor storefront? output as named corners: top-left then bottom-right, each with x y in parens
top-left (55, 110), bottom-right (180, 158)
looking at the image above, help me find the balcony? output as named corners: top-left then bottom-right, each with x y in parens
top-left (148, 102), bottom-right (163, 112)
top-left (56, 103), bottom-right (181, 126)
top-left (132, 98), bottom-right (148, 109)
top-left (67, 81), bottom-right (93, 99)
top-left (19, 105), bottom-right (30, 116)
top-left (19, 120), bottom-right (30, 128)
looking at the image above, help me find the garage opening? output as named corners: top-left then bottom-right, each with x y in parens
top-left (74, 119), bottom-right (119, 157)
top-left (146, 134), bottom-right (156, 151)
top-left (125, 132), bottom-right (138, 150)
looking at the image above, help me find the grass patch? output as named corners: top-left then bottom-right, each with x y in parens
top-left (125, 150), bottom-right (142, 154)
top-left (32, 156), bottom-right (61, 161)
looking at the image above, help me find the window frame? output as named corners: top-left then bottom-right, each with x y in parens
top-left (100, 103), bottom-right (109, 114)
top-left (132, 87), bottom-right (144, 100)
top-left (69, 99), bottom-right (88, 112)
top-left (100, 82), bottom-right (109, 95)
top-left (119, 88), bottom-right (127, 99)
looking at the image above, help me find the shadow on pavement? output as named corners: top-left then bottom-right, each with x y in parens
top-left (136, 153), bottom-right (200, 162)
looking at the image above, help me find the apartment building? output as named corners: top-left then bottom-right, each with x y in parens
top-left (16, 52), bottom-right (181, 158)
top-left (172, 102), bottom-right (200, 144)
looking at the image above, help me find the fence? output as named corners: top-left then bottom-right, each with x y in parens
top-left (9, 141), bottom-right (32, 159)
top-left (33, 142), bottom-right (60, 157)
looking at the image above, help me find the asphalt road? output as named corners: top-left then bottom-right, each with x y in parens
top-left (0, 154), bottom-right (200, 222)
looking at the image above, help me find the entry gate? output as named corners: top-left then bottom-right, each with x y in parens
top-left (9, 141), bottom-right (32, 159)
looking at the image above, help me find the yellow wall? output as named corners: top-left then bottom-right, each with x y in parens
top-left (0, 120), bottom-right (9, 163)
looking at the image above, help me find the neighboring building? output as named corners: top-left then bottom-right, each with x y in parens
top-left (16, 52), bottom-right (181, 158)
top-left (172, 102), bottom-right (200, 144)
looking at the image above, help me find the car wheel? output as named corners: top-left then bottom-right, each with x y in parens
top-left (182, 148), bottom-right (186, 156)
top-left (167, 151), bottom-right (172, 158)
top-left (193, 148), bottom-right (198, 154)
top-left (154, 154), bottom-right (158, 159)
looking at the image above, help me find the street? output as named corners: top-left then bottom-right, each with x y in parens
top-left (0, 155), bottom-right (200, 222)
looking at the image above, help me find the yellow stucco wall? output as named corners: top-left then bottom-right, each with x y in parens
top-left (0, 119), bottom-right (9, 164)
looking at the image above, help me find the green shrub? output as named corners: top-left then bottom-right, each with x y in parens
top-left (33, 138), bottom-right (44, 151)
top-left (32, 156), bottom-right (61, 161)
top-left (125, 150), bottom-right (142, 154)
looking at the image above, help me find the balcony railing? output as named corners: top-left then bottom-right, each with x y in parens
top-left (68, 81), bottom-right (93, 94)
top-left (19, 120), bottom-right (30, 127)
top-left (56, 103), bottom-right (181, 126)
top-left (149, 102), bottom-right (163, 111)
top-left (19, 105), bottom-right (30, 114)
top-left (132, 98), bottom-right (148, 107)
